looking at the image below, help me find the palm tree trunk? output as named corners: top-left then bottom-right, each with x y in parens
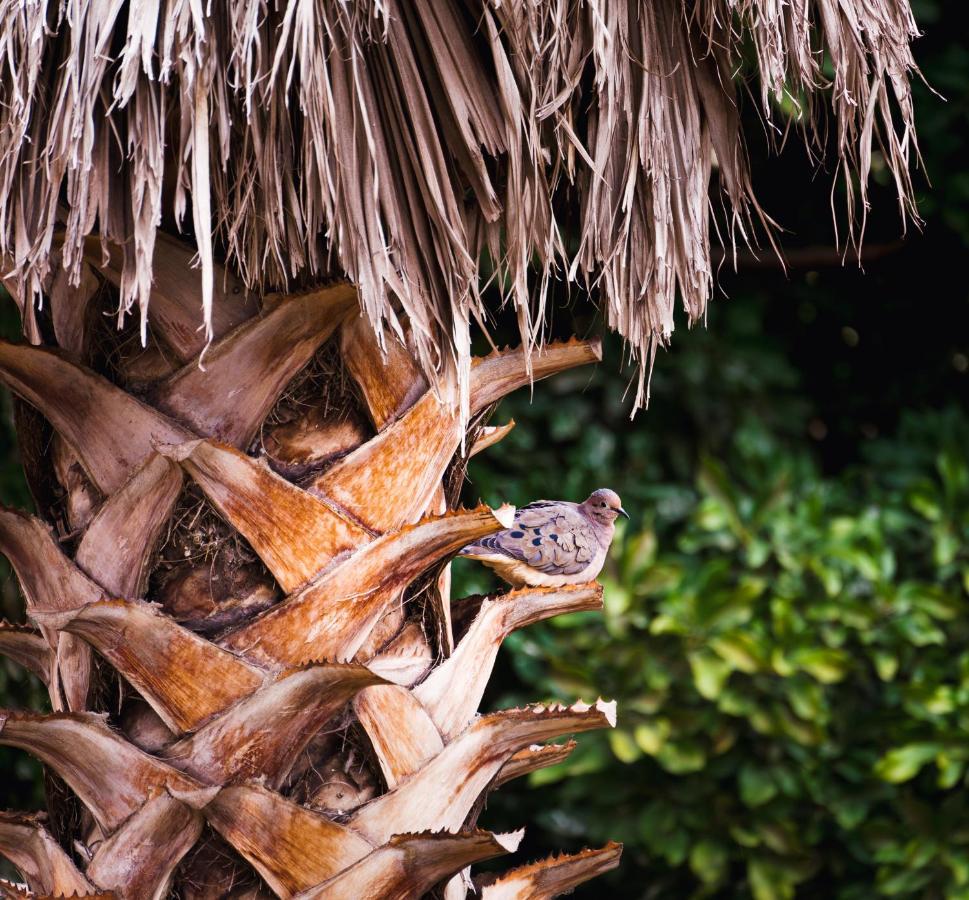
top-left (0, 236), bottom-right (620, 898)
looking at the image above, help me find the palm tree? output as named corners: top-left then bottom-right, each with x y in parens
top-left (0, 2), bottom-right (920, 897)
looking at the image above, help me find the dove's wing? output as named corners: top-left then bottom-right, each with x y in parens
top-left (462, 501), bottom-right (600, 577)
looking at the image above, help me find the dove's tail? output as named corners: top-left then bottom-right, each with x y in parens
top-left (458, 535), bottom-right (503, 558)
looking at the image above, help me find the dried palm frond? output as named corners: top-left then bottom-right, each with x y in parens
top-left (0, 0), bottom-right (920, 411)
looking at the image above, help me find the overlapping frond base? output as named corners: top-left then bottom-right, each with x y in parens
top-left (0, 241), bottom-right (620, 898)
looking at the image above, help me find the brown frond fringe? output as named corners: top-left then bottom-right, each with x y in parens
top-left (0, 0), bottom-right (920, 409)
top-left (476, 840), bottom-right (623, 897)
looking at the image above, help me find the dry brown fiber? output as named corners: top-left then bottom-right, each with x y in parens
top-left (0, 0), bottom-right (920, 411)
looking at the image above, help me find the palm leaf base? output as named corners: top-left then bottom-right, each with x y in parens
top-left (0, 238), bottom-right (621, 899)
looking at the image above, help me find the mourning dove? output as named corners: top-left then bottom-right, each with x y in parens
top-left (459, 489), bottom-right (627, 588)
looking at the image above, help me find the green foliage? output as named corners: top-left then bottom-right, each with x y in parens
top-left (0, 292), bottom-right (46, 814)
top-left (462, 408), bottom-right (969, 898)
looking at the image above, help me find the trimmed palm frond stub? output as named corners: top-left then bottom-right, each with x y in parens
top-left (0, 252), bottom-right (620, 897)
top-left (0, 0), bottom-right (920, 409)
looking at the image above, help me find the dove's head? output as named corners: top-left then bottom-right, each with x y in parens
top-left (582, 488), bottom-right (628, 526)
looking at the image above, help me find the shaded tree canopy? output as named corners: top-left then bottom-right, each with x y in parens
top-left (0, 0), bottom-right (920, 411)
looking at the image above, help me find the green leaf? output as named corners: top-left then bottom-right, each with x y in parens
top-left (809, 558), bottom-right (843, 597)
top-left (872, 650), bottom-right (899, 682)
top-left (710, 632), bottom-right (765, 673)
top-left (771, 647), bottom-right (796, 677)
top-left (633, 720), bottom-right (670, 755)
top-left (625, 528), bottom-right (657, 574)
top-left (934, 525), bottom-right (959, 567)
top-left (936, 752), bottom-right (966, 789)
top-left (938, 448), bottom-right (969, 496)
top-left (908, 485), bottom-right (942, 521)
top-left (730, 825), bottom-right (761, 848)
top-left (739, 764), bottom-right (778, 807)
top-left (910, 585), bottom-right (964, 620)
top-left (689, 649), bottom-right (732, 699)
top-left (923, 685), bottom-right (956, 715)
top-left (946, 851), bottom-right (969, 887)
top-left (877, 866), bottom-right (935, 895)
top-left (689, 839), bottom-right (729, 885)
top-left (659, 828), bottom-right (690, 866)
top-left (697, 457), bottom-right (747, 540)
top-left (746, 538), bottom-right (771, 568)
top-left (603, 583), bottom-right (633, 618)
top-left (758, 821), bottom-right (801, 856)
top-left (786, 679), bottom-right (824, 720)
top-left (637, 800), bottom-right (676, 843)
top-left (776, 707), bottom-right (823, 745)
top-left (874, 743), bottom-right (942, 783)
top-left (696, 497), bottom-right (730, 531)
top-left (832, 796), bottom-right (870, 829)
top-left (656, 740), bottom-right (707, 774)
top-left (608, 729), bottom-right (643, 764)
top-left (748, 857), bottom-right (797, 900)
top-left (649, 613), bottom-right (685, 636)
top-left (791, 647), bottom-right (851, 683)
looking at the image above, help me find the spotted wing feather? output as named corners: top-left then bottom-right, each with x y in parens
top-left (461, 501), bottom-right (598, 577)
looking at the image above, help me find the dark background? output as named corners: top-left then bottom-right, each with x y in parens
top-left (2, 0), bottom-right (968, 895)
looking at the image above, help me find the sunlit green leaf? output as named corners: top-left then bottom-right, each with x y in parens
top-left (908, 482), bottom-right (942, 521)
top-left (710, 632), bottom-right (765, 673)
top-left (634, 720), bottom-right (671, 755)
top-left (689, 650), bottom-right (732, 699)
top-left (874, 743), bottom-right (942, 783)
top-left (748, 857), bottom-right (797, 900)
top-left (945, 851), bottom-right (969, 887)
top-left (872, 650), bottom-right (899, 682)
top-left (877, 866), bottom-right (935, 895)
top-left (656, 741), bottom-right (706, 774)
top-left (937, 753), bottom-right (966, 789)
top-left (934, 525), bottom-right (959, 567)
top-left (690, 839), bottom-right (729, 885)
top-left (786, 678), bottom-right (824, 720)
top-left (791, 647), bottom-right (851, 683)
top-left (609, 729), bottom-right (643, 764)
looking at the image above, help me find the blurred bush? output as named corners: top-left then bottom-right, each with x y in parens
top-left (0, 298), bottom-right (47, 813)
top-left (462, 405), bottom-right (969, 898)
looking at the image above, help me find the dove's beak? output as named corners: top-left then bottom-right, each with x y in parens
top-left (618, 506), bottom-right (629, 519)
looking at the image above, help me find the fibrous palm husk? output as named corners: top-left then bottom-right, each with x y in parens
top-left (0, 0), bottom-right (920, 411)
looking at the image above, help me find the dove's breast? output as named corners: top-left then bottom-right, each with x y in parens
top-left (469, 548), bottom-right (608, 588)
